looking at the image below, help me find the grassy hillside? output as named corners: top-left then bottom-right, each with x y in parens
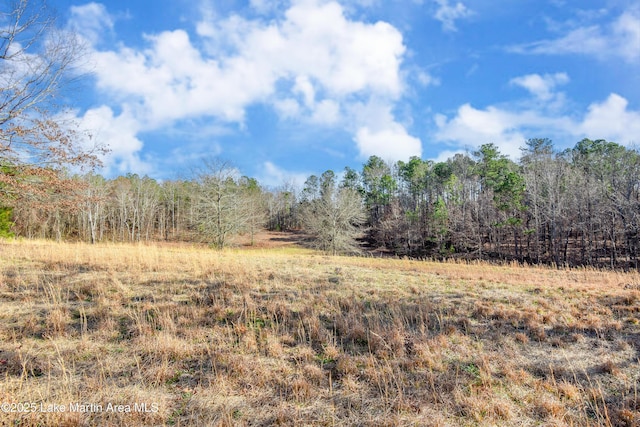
top-left (0, 238), bottom-right (639, 426)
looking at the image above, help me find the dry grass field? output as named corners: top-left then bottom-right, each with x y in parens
top-left (1, 236), bottom-right (639, 426)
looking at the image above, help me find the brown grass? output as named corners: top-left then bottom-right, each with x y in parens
top-left (0, 238), bottom-right (639, 426)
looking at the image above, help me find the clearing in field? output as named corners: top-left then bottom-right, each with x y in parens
top-left (0, 237), bottom-right (639, 426)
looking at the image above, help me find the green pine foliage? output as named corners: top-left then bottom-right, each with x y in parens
top-left (0, 207), bottom-right (14, 238)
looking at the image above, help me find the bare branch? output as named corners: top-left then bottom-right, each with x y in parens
top-left (0, 0), bottom-right (104, 208)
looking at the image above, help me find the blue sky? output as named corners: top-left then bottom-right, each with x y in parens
top-left (50, 0), bottom-right (640, 185)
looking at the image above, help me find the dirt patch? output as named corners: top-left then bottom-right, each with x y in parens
top-left (233, 230), bottom-right (310, 249)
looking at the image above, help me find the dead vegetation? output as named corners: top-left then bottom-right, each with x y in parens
top-left (0, 239), bottom-right (639, 426)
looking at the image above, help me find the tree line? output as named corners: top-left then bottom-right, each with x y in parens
top-left (295, 137), bottom-right (640, 270)
top-left (3, 137), bottom-right (640, 270)
top-left (1, 1), bottom-right (639, 269)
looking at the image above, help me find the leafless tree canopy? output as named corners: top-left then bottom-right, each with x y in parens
top-left (0, 0), bottom-right (104, 208)
top-left (300, 170), bottom-right (367, 255)
top-left (0, 0), bottom-right (81, 125)
top-left (193, 160), bottom-right (266, 249)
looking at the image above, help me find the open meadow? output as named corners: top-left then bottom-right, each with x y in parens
top-left (0, 236), bottom-right (639, 426)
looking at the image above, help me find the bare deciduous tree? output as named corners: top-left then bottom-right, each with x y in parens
top-left (301, 170), bottom-right (366, 255)
top-left (0, 0), bottom-right (105, 208)
top-left (193, 160), bottom-right (261, 249)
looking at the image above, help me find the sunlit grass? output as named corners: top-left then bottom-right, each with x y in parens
top-left (0, 238), bottom-right (639, 426)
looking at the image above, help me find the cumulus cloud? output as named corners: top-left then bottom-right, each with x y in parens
top-left (311, 100), bottom-right (341, 125)
top-left (70, 0), bottom-right (419, 174)
top-left (434, 86), bottom-right (640, 157)
top-left (355, 125), bottom-right (422, 161)
top-left (91, 29), bottom-right (270, 125)
top-left (273, 98), bottom-right (301, 119)
top-left (434, 105), bottom-right (529, 157)
top-left (510, 9), bottom-right (640, 62)
top-left (77, 106), bottom-right (151, 175)
top-left (348, 99), bottom-right (421, 160)
top-left (580, 94), bottom-right (640, 145)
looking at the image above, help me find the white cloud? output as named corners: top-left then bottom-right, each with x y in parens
top-left (311, 100), bottom-right (341, 125)
top-left (77, 106), bottom-right (152, 176)
top-left (434, 72), bottom-right (571, 157)
top-left (355, 125), bottom-right (422, 162)
top-left (68, 3), bottom-right (113, 44)
top-left (194, 1), bottom-right (405, 99)
top-left (282, 1), bottom-right (406, 97)
top-left (509, 73), bottom-right (569, 101)
top-left (347, 99), bottom-right (422, 160)
top-left (417, 70), bottom-right (441, 87)
top-left (510, 9), bottom-right (640, 62)
top-left (433, 0), bottom-right (473, 32)
top-left (434, 105), bottom-right (528, 157)
top-left (434, 87), bottom-right (640, 157)
top-left (91, 29), bottom-right (274, 125)
top-left (259, 161), bottom-right (309, 188)
top-left (615, 11), bottom-right (640, 62)
top-left (76, 0), bottom-right (415, 174)
top-left (273, 98), bottom-right (301, 119)
top-left (293, 75), bottom-right (316, 108)
top-left (580, 94), bottom-right (640, 145)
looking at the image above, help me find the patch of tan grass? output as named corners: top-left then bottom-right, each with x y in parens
top-left (1, 239), bottom-right (639, 425)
